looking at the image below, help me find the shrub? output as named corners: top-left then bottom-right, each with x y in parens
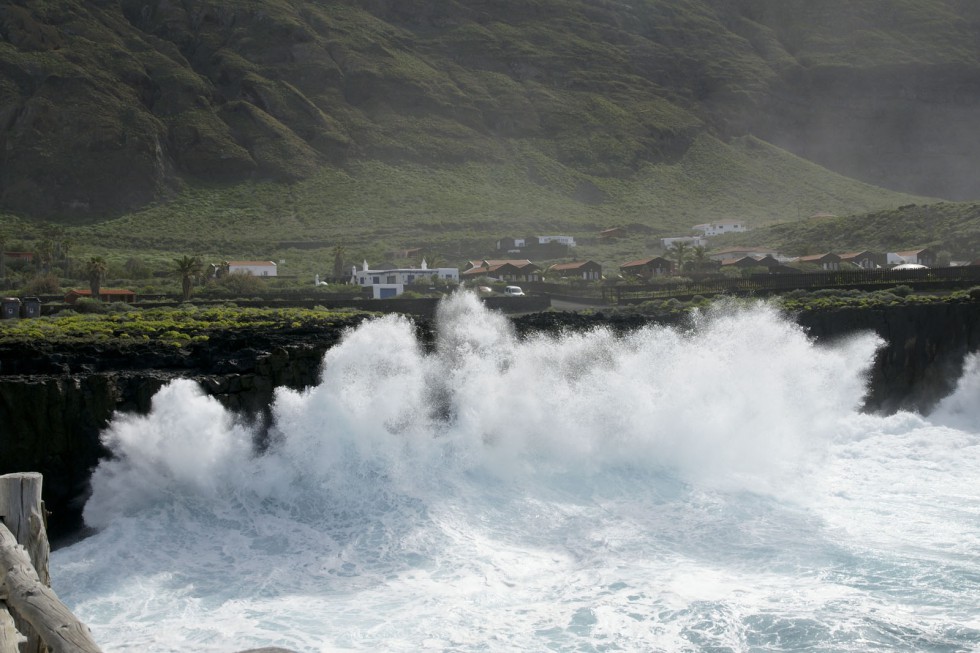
top-left (73, 297), bottom-right (107, 314)
top-left (22, 273), bottom-right (60, 295)
top-left (891, 285), bottom-right (914, 297)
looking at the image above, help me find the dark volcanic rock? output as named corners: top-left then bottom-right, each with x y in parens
top-left (2, 301), bottom-right (979, 542)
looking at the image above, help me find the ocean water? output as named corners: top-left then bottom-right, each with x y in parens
top-left (52, 294), bottom-right (980, 652)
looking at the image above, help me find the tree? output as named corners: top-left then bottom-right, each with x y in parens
top-left (691, 245), bottom-right (708, 272)
top-left (173, 255), bottom-right (204, 301)
top-left (331, 245), bottom-right (347, 279)
top-left (35, 239), bottom-right (53, 274)
top-left (0, 231), bottom-right (7, 280)
top-left (84, 256), bottom-right (108, 299)
top-left (669, 241), bottom-right (690, 274)
top-left (60, 237), bottom-right (74, 276)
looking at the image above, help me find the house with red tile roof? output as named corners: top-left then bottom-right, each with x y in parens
top-left (619, 257), bottom-right (673, 279)
top-left (547, 261), bottom-right (602, 281)
top-left (462, 260), bottom-right (542, 282)
top-left (65, 288), bottom-right (136, 304)
top-left (793, 253), bottom-right (842, 270)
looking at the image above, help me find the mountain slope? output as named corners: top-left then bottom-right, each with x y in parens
top-left (1, 0), bottom-right (978, 221)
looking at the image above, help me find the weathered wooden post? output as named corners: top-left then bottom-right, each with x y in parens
top-left (0, 473), bottom-right (102, 653)
top-left (0, 473), bottom-right (49, 586)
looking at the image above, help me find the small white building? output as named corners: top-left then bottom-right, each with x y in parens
top-left (536, 235), bottom-right (577, 247)
top-left (661, 236), bottom-right (707, 249)
top-left (692, 221), bottom-right (748, 237)
top-left (227, 260), bottom-right (277, 276)
top-left (352, 260), bottom-right (460, 299)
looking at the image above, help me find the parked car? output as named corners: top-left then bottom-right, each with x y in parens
top-left (503, 285), bottom-right (525, 296)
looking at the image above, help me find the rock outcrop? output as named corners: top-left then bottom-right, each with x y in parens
top-left (3, 300), bottom-right (980, 542)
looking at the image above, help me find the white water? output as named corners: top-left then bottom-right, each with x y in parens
top-left (53, 295), bottom-right (980, 652)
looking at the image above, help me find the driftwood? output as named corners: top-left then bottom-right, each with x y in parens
top-left (0, 602), bottom-right (20, 653)
top-left (0, 473), bottom-right (48, 586)
top-left (0, 474), bottom-right (101, 653)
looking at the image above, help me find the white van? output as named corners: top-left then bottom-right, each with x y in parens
top-left (503, 286), bottom-right (525, 297)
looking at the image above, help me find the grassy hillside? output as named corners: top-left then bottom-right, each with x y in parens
top-left (0, 132), bottom-right (929, 286)
top-left (1, 0), bottom-right (979, 287)
top-left (725, 202), bottom-right (980, 260)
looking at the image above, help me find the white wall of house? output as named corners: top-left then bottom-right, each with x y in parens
top-left (888, 251), bottom-right (930, 265)
top-left (661, 236), bottom-right (706, 249)
top-left (692, 221), bottom-right (748, 237)
top-left (352, 261), bottom-right (460, 297)
top-left (228, 261), bottom-right (277, 276)
top-left (537, 235), bottom-right (577, 247)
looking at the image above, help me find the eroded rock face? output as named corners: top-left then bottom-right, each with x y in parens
top-left (2, 301), bottom-right (979, 541)
top-left (0, 318), bottom-right (368, 542)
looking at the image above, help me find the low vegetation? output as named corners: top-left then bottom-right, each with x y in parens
top-left (613, 286), bottom-right (977, 322)
top-left (0, 305), bottom-right (370, 347)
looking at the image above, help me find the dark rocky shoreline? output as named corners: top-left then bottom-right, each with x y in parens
top-left (3, 300), bottom-right (980, 543)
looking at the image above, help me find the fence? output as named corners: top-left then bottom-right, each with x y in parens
top-left (612, 265), bottom-right (980, 304)
top-left (0, 473), bottom-right (102, 653)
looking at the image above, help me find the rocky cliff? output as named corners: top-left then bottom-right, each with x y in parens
top-left (3, 300), bottom-right (980, 542)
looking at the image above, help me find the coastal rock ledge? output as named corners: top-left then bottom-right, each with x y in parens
top-left (2, 301), bottom-right (980, 542)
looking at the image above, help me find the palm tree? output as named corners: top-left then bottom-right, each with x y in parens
top-left (0, 231), bottom-right (7, 280)
top-left (331, 245), bottom-right (347, 279)
top-left (691, 245), bottom-right (708, 272)
top-left (36, 239), bottom-right (53, 274)
top-left (60, 237), bottom-right (74, 276)
top-left (84, 256), bottom-right (108, 299)
top-left (173, 255), bottom-right (204, 301)
top-left (669, 241), bottom-right (691, 275)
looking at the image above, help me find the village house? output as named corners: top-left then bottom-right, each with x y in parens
top-left (722, 255), bottom-right (776, 269)
top-left (536, 235), bottom-right (576, 247)
top-left (65, 288), bottom-right (137, 304)
top-left (598, 227), bottom-right (628, 240)
top-left (707, 246), bottom-right (780, 261)
top-left (352, 260), bottom-right (460, 299)
top-left (620, 257), bottom-right (673, 280)
top-left (496, 237), bottom-right (526, 251)
top-left (794, 253), bottom-right (842, 270)
top-left (693, 220), bottom-right (748, 237)
top-left (720, 255), bottom-right (796, 274)
top-left (888, 248), bottom-right (937, 267)
top-left (227, 260), bottom-right (278, 277)
top-left (839, 251), bottom-right (887, 269)
top-left (661, 236), bottom-right (707, 250)
top-left (547, 260), bottom-right (602, 281)
top-left (2, 251), bottom-right (34, 264)
top-left (462, 259), bottom-right (542, 283)
top-left (496, 236), bottom-right (576, 252)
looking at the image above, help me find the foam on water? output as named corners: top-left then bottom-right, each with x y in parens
top-left (52, 294), bottom-right (980, 652)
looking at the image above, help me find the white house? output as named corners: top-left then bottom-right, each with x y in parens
top-left (227, 260), bottom-right (277, 276)
top-left (887, 248), bottom-right (937, 267)
top-left (536, 235), bottom-right (577, 247)
top-left (352, 260), bottom-right (460, 299)
top-left (661, 236), bottom-right (707, 249)
top-left (693, 221), bottom-right (748, 237)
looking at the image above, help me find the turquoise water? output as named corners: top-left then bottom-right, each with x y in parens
top-left (53, 295), bottom-right (980, 652)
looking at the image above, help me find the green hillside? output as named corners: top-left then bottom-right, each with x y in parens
top-left (1, 0), bottom-right (979, 282)
top-left (725, 202), bottom-right (980, 260)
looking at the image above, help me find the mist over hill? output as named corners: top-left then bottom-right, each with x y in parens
top-left (1, 0), bottom-right (979, 221)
